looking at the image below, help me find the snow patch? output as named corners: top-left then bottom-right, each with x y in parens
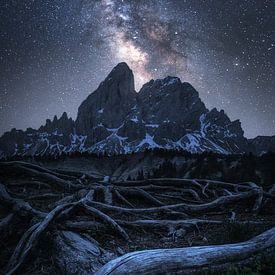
top-left (52, 130), bottom-right (63, 136)
top-left (145, 124), bottom-right (159, 128)
top-left (163, 77), bottom-right (180, 87)
top-left (131, 116), bottom-right (139, 123)
top-left (224, 129), bottom-right (237, 138)
top-left (199, 114), bottom-right (210, 137)
top-left (136, 133), bottom-right (159, 150)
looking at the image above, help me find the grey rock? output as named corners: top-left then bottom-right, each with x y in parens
top-left (249, 136), bottom-right (275, 155)
top-left (0, 62), bottom-right (272, 157)
top-left (76, 62), bottom-right (137, 135)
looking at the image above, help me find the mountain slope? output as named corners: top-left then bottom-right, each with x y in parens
top-left (249, 136), bottom-right (275, 155)
top-left (0, 62), bottom-right (271, 158)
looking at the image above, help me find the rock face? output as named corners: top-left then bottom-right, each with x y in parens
top-left (249, 136), bottom-right (275, 155)
top-left (76, 63), bottom-right (136, 135)
top-left (0, 62), bottom-right (271, 158)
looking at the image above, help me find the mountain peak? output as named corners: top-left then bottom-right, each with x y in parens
top-left (2, 63), bottom-right (272, 157)
top-left (60, 112), bottom-right (68, 119)
top-left (111, 62), bottom-right (131, 72)
top-left (76, 62), bottom-right (136, 132)
top-left (106, 62), bottom-right (134, 85)
top-left (162, 76), bottom-right (181, 84)
top-left (101, 62), bottom-right (135, 94)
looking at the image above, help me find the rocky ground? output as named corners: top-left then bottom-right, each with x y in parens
top-left (0, 158), bottom-right (274, 274)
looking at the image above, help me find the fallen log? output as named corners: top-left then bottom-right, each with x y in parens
top-left (53, 230), bottom-right (103, 274)
top-left (96, 227), bottom-right (275, 275)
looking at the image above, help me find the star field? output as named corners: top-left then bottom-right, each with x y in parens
top-left (0, 0), bottom-right (274, 138)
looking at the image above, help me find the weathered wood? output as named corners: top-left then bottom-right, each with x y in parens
top-left (120, 185), bottom-right (202, 202)
top-left (96, 227), bottom-right (275, 275)
top-left (0, 162), bottom-right (81, 190)
top-left (1, 163), bottom-right (272, 275)
top-left (103, 185), bottom-right (113, 205)
top-left (62, 220), bottom-right (105, 232)
top-left (120, 187), bottom-right (165, 206)
top-left (5, 202), bottom-right (76, 275)
top-left (81, 203), bottom-right (130, 241)
top-left (114, 189), bottom-right (135, 208)
top-left (0, 183), bottom-right (45, 218)
top-left (117, 219), bottom-right (222, 232)
top-left (247, 182), bottom-right (263, 213)
top-left (53, 230), bottom-right (103, 274)
top-left (154, 193), bottom-right (200, 204)
top-left (87, 190), bottom-right (256, 215)
top-left (87, 200), bottom-right (188, 217)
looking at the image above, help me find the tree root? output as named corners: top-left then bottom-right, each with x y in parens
top-left (0, 161), bottom-right (76, 180)
top-left (1, 163), bottom-right (273, 275)
top-left (0, 183), bottom-right (45, 218)
top-left (86, 200), bottom-right (189, 217)
top-left (114, 189), bottom-right (135, 208)
top-left (120, 187), bottom-right (165, 206)
top-left (0, 162), bottom-right (82, 190)
top-left (87, 190), bottom-right (256, 216)
top-left (61, 220), bottom-right (105, 232)
top-left (80, 203), bottom-right (130, 241)
top-left (5, 202), bottom-right (76, 275)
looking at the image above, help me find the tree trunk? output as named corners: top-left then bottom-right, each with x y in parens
top-left (96, 227), bottom-right (275, 275)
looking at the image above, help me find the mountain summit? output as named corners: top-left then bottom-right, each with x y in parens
top-left (76, 62), bottom-right (136, 135)
top-left (0, 63), bottom-right (272, 157)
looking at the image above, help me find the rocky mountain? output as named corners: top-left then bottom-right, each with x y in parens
top-left (249, 136), bottom-right (275, 155)
top-left (0, 62), bottom-right (272, 158)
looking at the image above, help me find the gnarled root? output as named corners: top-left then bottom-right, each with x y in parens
top-left (1, 162), bottom-right (274, 275)
top-left (5, 201), bottom-right (76, 275)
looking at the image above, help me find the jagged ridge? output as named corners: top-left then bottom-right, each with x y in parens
top-left (0, 62), bottom-right (272, 157)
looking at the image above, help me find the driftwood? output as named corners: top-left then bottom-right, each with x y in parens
top-left (53, 230), bottom-right (103, 274)
top-left (96, 227), bottom-right (275, 275)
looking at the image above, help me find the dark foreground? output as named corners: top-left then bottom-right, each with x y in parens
top-left (0, 154), bottom-right (274, 274)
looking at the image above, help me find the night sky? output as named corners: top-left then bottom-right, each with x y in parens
top-left (0, 0), bottom-right (274, 138)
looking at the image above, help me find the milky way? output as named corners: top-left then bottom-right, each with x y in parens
top-left (0, 0), bottom-right (274, 138)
